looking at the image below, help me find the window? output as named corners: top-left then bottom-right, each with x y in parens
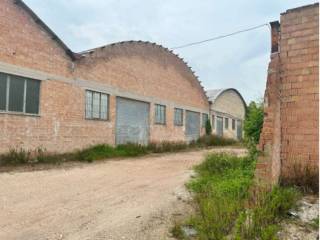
top-left (212, 115), bottom-right (215, 129)
top-left (174, 108), bottom-right (183, 126)
top-left (202, 113), bottom-right (209, 128)
top-left (155, 104), bottom-right (166, 124)
top-left (0, 72), bottom-right (40, 114)
top-left (232, 119), bottom-right (236, 130)
top-left (225, 118), bottom-right (229, 129)
top-left (85, 90), bottom-right (109, 120)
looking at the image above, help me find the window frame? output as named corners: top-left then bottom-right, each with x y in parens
top-left (225, 117), bottom-right (229, 129)
top-left (0, 72), bottom-right (41, 116)
top-left (154, 104), bottom-right (166, 125)
top-left (174, 108), bottom-right (184, 126)
top-left (85, 89), bottom-right (110, 121)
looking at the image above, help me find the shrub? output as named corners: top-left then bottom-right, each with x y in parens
top-left (205, 119), bottom-right (212, 135)
top-left (197, 134), bottom-right (237, 147)
top-left (147, 141), bottom-right (189, 153)
top-left (244, 101), bottom-right (264, 144)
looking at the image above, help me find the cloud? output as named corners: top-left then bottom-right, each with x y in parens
top-left (23, 0), bottom-right (316, 102)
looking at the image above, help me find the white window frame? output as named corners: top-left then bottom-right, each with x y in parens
top-left (85, 90), bottom-right (109, 121)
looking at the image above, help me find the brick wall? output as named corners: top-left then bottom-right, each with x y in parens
top-left (280, 4), bottom-right (319, 176)
top-left (0, 0), bottom-right (209, 153)
top-left (258, 3), bottom-right (319, 183)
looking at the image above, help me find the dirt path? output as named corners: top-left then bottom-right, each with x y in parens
top-left (0, 148), bottom-right (246, 240)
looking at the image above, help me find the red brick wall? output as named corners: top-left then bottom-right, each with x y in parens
top-left (279, 4), bottom-right (319, 176)
top-left (259, 3), bottom-right (319, 183)
top-left (0, 0), bottom-right (209, 153)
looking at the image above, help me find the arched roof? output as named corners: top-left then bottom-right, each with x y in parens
top-left (207, 88), bottom-right (247, 108)
top-left (77, 41), bottom-right (209, 103)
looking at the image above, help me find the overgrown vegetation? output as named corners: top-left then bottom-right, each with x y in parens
top-left (244, 101), bottom-right (264, 144)
top-left (0, 135), bottom-right (238, 167)
top-left (184, 153), bottom-right (256, 240)
top-left (279, 162), bottom-right (319, 194)
top-left (174, 149), bottom-right (301, 240)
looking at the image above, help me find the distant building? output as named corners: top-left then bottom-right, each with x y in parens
top-left (207, 89), bottom-right (246, 140)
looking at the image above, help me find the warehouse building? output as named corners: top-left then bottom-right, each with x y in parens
top-left (0, 0), bottom-right (210, 153)
top-left (207, 89), bottom-right (246, 140)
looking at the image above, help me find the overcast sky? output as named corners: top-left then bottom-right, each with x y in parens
top-left (24, 0), bottom-right (317, 103)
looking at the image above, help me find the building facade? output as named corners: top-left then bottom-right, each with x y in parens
top-left (258, 3), bottom-right (319, 183)
top-left (0, 0), bottom-right (210, 153)
top-left (207, 89), bottom-right (246, 140)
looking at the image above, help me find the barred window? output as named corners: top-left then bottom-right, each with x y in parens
top-left (0, 72), bottom-right (40, 114)
top-left (202, 113), bottom-right (209, 127)
top-left (225, 118), bottom-right (229, 129)
top-left (155, 104), bottom-right (166, 124)
top-left (85, 90), bottom-right (109, 120)
top-left (174, 108), bottom-right (183, 126)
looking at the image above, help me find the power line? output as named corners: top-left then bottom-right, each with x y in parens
top-left (171, 23), bottom-right (269, 50)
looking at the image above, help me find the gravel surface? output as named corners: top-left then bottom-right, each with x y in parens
top-left (0, 148), bottom-right (246, 240)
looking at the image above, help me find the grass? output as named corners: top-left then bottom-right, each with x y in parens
top-left (279, 162), bottom-right (319, 194)
top-left (0, 135), bottom-right (238, 167)
top-left (173, 149), bottom-right (301, 240)
top-left (185, 153), bottom-right (256, 240)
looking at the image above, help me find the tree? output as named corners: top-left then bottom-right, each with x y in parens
top-left (244, 101), bottom-right (264, 144)
top-left (205, 119), bottom-right (212, 135)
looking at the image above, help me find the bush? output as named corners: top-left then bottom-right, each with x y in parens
top-left (147, 141), bottom-right (189, 153)
top-left (205, 119), bottom-right (212, 135)
top-left (197, 134), bottom-right (237, 147)
top-left (244, 101), bottom-right (264, 144)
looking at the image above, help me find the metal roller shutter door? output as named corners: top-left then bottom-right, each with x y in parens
top-left (116, 97), bottom-right (150, 145)
top-left (186, 111), bottom-right (200, 141)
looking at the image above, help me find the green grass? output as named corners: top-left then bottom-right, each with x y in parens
top-left (185, 153), bottom-right (256, 240)
top-left (0, 135), bottom-right (239, 167)
top-left (174, 151), bottom-right (301, 240)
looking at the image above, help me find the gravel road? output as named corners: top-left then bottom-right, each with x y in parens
top-left (0, 148), bottom-right (246, 240)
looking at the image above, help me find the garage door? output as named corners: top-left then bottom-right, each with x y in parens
top-left (186, 111), bottom-right (200, 142)
top-left (216, 116), bottom-right (223, 137)
top-left (116, 97), bottom-right (150, 145)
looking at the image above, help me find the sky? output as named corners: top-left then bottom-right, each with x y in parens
top-left (24, 0), bottom-right (317, 103)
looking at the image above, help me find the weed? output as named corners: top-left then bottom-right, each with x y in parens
top-left (186, 153), bottom-right (255, 240)
top-left (171, 222), bottom-right (185, 239)
top-left (234, 186), bottom-right (300, 240)
top-left (280, 162), bottom-right (319, 194)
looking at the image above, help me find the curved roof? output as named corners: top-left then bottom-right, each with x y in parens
top-left (77, 41), bottom-right (209, 103)
top-left (14, 1), bottom-right (209, 103)
top-left (207, 88), bottom-right (247, 107)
